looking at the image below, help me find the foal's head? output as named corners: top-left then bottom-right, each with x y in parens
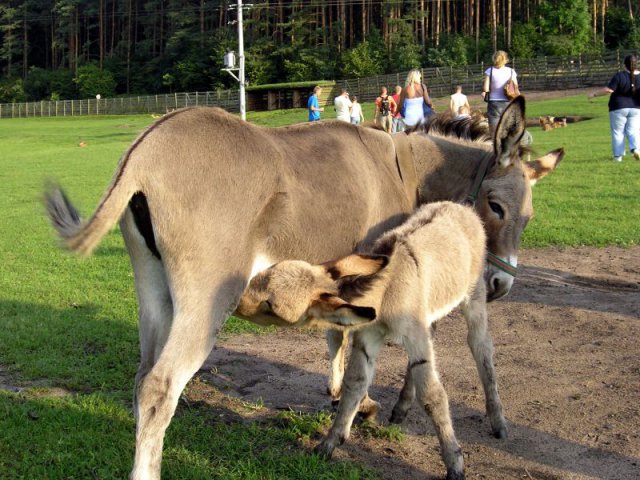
top-left (235, 256), bottom-right (384, 329)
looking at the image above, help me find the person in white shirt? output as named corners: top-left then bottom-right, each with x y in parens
top-left (450, 85), bottom-right (470, 115)
top-left (350, 96), bottom-right (364, 125)
top-left (334, 88), bottom-right (353, 122)
top-left (481, 50), bottom-right (518, 130)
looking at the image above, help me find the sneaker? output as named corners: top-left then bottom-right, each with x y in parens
top-left (634, 150), bottom-right (640, 161)
top-left (614, 156), bottom-right (623, 162)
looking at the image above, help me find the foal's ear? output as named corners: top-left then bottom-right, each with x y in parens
top-left (524, 148), bottom-right (564, 186)
top-left (322, 254), bottom-right (389, 279)
top-left (494, 96), bottom-right (526, 168)
top-left (309, 294), bottom-right (377, 328)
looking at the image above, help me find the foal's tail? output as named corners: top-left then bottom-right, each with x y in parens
top-left (45, 154), bottom-right (139, 257)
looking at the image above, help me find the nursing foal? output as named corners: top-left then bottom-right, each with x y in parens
top-left (236, 201), bottom-right (487, 480)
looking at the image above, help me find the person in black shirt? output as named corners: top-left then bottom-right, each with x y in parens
top-left (590, 54), bottom-right (640, 162)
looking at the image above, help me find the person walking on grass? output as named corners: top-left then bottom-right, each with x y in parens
top-left (482, 51), bottom-right (518, 130)
top-left (398, 69), bottom-right (433, 128)
top-left (374, 86), bottom-right (396, 133)
top-left (308, 86), bottom-right (324, 122)
top-left (590, 54), bottom-right (640, 162)
top-left (391, 85), bottom-right (404, 133)
top-left (450, 85), bottom-right (470, 115)
top-left (334, 88), bottom-right (352, 123)
top-left (350, 96), bottom-right (364, 125)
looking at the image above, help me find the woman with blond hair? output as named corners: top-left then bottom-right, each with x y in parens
top-left (482, 50), bottom-right (518, 129)
top-left (398, 69), bottom-right (433, 127)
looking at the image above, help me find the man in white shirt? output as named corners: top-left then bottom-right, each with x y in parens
top-left (334, 88), bottom-right (352, 122)
top-left (450, 85), bottom-right (470, 114)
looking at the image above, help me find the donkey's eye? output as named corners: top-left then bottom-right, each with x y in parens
top-left (489, 201), bottom-right (505, 219)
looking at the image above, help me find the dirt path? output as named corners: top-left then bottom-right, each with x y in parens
top-left (192, 246), bottom-right (640, 480)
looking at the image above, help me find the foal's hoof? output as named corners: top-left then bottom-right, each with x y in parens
top-left (493, 427), bottom-right (508, 439)
top-left (313, 440), bottom-right (336, 459)
top-left (445, 469), bottom-right (465, 480)
top-left (389, 409), bottom-right (408, 425)
top-left (491, 421), bottom-right (508, 439)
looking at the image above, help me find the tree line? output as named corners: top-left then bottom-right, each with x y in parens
top-left (1, 0), bottom-right (640, 102)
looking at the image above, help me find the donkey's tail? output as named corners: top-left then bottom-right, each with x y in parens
top-left (45, 160), bottom-right (138, 257)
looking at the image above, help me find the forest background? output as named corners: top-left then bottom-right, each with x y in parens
top-left (1, 0), bottom-right (640, 103)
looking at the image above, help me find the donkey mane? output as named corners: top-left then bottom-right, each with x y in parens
top-left (406, 112), bottom-right (492, 142)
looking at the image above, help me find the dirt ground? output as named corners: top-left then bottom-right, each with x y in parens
top-left (191, 245), bottom-right (640, 480)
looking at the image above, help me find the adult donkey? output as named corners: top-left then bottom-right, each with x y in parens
top-left (45, 96), bottom-right (560, 480)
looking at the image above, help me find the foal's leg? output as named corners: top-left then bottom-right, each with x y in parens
top-left (405, 325), bottom-right (464, 480)
top-left (315, 327), bottom-right (386, 457)
top-left (130, 265), bottom-right (246, 480)
top-left (462, 282), bottom-right (507, 438)
top-left (389, 362), bottom-right (415, 424)
top-left (326, 330), bottom-right (381, 422)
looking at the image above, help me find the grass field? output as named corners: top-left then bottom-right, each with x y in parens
top-left (0, 93), bottom-right (638, 479)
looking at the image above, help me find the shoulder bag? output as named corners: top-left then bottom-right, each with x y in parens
top-left (504, 68), bottom-right (520, 100)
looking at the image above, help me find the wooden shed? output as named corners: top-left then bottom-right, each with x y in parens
top-left (246, 81), bottom-right (337, 111)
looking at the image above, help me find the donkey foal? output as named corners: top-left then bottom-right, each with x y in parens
top-left (236, 201), bottom-right (487, 480)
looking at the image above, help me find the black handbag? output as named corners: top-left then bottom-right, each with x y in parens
top-left (483, 67), bottom-right (492, 102)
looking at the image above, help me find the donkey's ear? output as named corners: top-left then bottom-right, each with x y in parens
top-left (524, 148), bottom-right (564, 186)
top-left (494, 96), bottom-right (526, 168)
top-left (322, 254), bottom-right (389, 279)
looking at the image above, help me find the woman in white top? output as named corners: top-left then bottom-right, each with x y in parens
top-left (350, 96), bottom-right (364, 125)
top-left (398, 69), bottom-right (433, 127)
top-left (482, 50), bottom-right (518, 129)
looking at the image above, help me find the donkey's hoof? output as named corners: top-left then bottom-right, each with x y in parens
top-left (313, 440), bottom-right (336, 459)
top-left (445, 469), bottom-right (465, 480)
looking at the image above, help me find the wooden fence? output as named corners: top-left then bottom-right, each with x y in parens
top-left (338, 50), bottom-right (628, 104)
top-left (0, 50), bottom-right (630, 119)
top-left (0, 91), bottom-right (239, 119)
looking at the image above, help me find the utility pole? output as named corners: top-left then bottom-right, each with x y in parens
top-left (237, 0), bottom-right (246, 121)
top-left (222, 0), bottom-right (247, 120)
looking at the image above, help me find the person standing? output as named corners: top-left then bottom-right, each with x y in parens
top-left (374, 86), bottom-right (396, 133)
top-left (450, 85), bottom-right (470, 115)
top-left (308, 86), bottom-right (324, 122)
top-left (590, 54), bottom-right (640, 162)
top-left (334, 88), bottom-right (352, 122)
top-left (482, 51), bottom-right (518, 130)
top-left (397, 69), bottom-right (433, 128)
top-left (350, 96), bottom-right (364, 125)
top-left (391, 85), bottom-right (404, 133)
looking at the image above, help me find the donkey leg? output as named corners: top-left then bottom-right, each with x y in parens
top-left (315, 327), bottom-right (385, 458)
top-left (406, 327), bottom-right (464, 480)
top-left (121, 212), bottom-right (173, 422)
top-left (130, 273), bottom-right (246, 480)
top-left (389, 362), bottom-right (415, 424)
top-left (462, 282), bottom-right (507, 439)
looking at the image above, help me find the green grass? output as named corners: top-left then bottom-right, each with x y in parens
top-left (524, 95), bottom-right (640, 246)
top-left (0, 94), bottom-right (637, 478)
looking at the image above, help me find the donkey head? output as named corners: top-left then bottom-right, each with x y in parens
top-left (479, 97), bottom-right (563, 300)
top-left (235, 255), bottom-right (387, 330)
